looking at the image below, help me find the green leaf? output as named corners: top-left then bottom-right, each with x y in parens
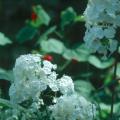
top-left (71, 44), bottom-right (90, 61)
top-left (41, 38), bottom-right (65, 54)
top-left (0, 98), bottom-right (27, 112)
top-left (99, 102), bottom-right (120, 119)
top-left (0, 68), bottom-right (13, 81)
top-left (88, 55), bottom-right (114, 69)
top-left (63, 49), bottom-right (73, 60)
top-left (63, 44), bottom-right (90, 61)
top-left (0, 32), bottom-right (12, 46)
top-left (29, 5), bottom-right (50, 27)
top-left (74, 15), bottom-right (85, 22)
top-left (0, 98), bottom-right (13, 109)
top-left (116, 63), bottom-right (120, 77)
top-left (61, 7), bottom-right (77, 29)
top-left (16, 26), bottom-right (37, 43)
top-left (34, 5), bottom-right (50, 25)
top-left (99, 103), bottom-right (111, 118)
top-left (74, 80), bottom-right (94, 98)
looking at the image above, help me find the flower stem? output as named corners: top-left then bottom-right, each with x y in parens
top-left (58, 60), bottom-right (71, 72)
top-left (110, 49), bottom-right (118, 118)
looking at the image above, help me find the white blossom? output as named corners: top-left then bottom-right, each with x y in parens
top-left (8, 54), bottom-right (96, 120)
top-left (57, 75), bottom-right (74, 95)
top-left (42, 60), bottom-right (57, 75)
top-left (9, 54), bottom-right (58, 103)
top-left (49, 94), bottom-right (96, 120)
top-left (84, 0), bottom-right (120, 56)
top-left (9, 54), bottom-right (74, 104)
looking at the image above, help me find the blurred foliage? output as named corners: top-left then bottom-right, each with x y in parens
top-left (0, 32), bottom-right (12, 46)
top-left (0, 0), bottom-right (120, 120)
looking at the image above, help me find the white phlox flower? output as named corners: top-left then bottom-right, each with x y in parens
top-left (84, 0), bottom-right (120, 56)
top-left (49, 94), bottom-right (96, 120)
top-left (8, 54), bottom-right (96, 120)
top-left (9, 54), bottom-right (74, 104)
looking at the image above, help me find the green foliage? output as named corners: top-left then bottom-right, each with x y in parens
top-left (0, 33), bottom-right (12, 46)
top-left (74, 80), bottom-right (95, 99)
top-left (16, 26), bottom-right (37, 43)
top-left (63, 44), bottom-right (90, 61)
top-left (88, 56), bottom-right (114, 69)
top-left (41, 38), bottom-right (65, 54)
top-left (61, 7), bottom-right (77, 29)
top-left (28, 5), bottom-right (50, 28)
top-left (40, 38), bottom-right (114, 69)
top-left (40, 39), bottom-right (90, 62)
top-left (0, 68), bottom-right (13, 81)
top-left (116, 63), bottom-right (120, 77)
top-left (75, 15), bottom-right (85, 22)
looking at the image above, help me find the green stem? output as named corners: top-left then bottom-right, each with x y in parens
top-left (58, 60), bottom-right (71, 72)
top-left (54, 31), bottom-right (63, 39)
top-left (0, 98), bottom-right (27, 112)
top-left (110, 48), bottom-right (119, 118)
top-left (110, 60), bottom-right (117, 118)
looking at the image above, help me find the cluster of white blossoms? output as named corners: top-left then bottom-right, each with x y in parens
top-left (9, 54), bottom-right (57, 103)
top-left (84, 0), bottom-right (120, 57)
top-left (8, 54), bottom-right (96, 120)
top-left (49, 94), bottom-right (96, 120)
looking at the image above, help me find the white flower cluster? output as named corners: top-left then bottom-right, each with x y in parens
top-left (8, 54), bottom-right (96, 120)
top-left (84, 0), bottom-right (120, 56)
top-left (49, 94), bottom-right (96, 120)
top-left (9, 54), bottom-right (74, 104)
